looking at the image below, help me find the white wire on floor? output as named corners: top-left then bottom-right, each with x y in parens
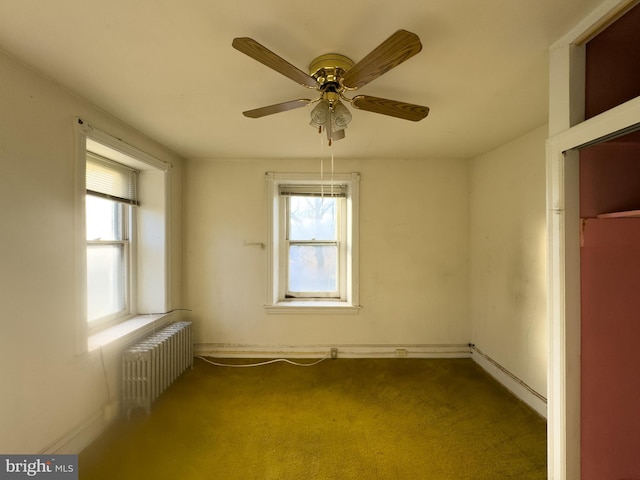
top-left (195, 356), bottom-right (328, 368)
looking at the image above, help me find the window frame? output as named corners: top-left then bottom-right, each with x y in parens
top-left (265, 171), bottom-right (360, 314)
top-left (74, 118), bottom-right (173, 354)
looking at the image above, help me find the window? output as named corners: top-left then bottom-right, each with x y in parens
top-left (266, 172), bottom-right (360, 313)
top-left (75, 118), bottom-right (172, 349)
top-left (86, 153), bottom-right (138, 328)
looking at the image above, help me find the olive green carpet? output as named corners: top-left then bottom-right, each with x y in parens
top-left (79, 358), bottom-right (546, 479)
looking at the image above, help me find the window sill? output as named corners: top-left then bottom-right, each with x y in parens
top-left (88, 314), bottom-right (173, 352)
top-left (265, 302), bottom-right (361, 315)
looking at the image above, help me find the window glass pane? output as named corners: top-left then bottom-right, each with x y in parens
top-left (86, 195), bottom-right (122, 241)
top-left (87, 244), bottom-right (125, 322)
top-left (289, 196), bottom-right (336, 240)
top-left (288, 245), bottom-right (337, 292)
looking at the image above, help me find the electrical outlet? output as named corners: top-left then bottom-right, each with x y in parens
top-left (331, 348), bottom-right (338, 359)
top-left (395, 348), bottom-right (408, 357)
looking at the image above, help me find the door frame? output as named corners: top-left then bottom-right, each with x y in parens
top-left (548, 70), bottom-right (640, 480)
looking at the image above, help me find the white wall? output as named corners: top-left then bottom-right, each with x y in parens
top-left (0, 49), bottom-right (183, 453)
top-left (184, 157), bottom-right (470, 352)
top-left (469, 125), bottom-right (548, 397)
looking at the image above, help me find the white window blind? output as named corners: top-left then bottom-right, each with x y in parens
top-left (279, 184), bottom-right (347, 197)
top-left (86, 153), bottom-right (139, 206)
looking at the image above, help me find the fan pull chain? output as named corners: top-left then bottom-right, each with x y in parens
top-left (320, 128), bottom-right (325, 199)
top-left (331, 148), bottom-right (335, 197)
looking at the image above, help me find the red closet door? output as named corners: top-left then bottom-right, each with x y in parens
top-left (581, 218), bottom-right (640, 480)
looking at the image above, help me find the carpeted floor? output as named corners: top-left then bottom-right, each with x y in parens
top-left (79, 358), bottom-right (546, 479)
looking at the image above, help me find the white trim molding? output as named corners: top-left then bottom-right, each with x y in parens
top-left (470, 346), bottom-right (547, 418)
top-left (38, 405), bottom-right (113, 454)
top-left (194, 343), bottom-right (471, 359)
top-left (74, 118), bottom-right (171, 172)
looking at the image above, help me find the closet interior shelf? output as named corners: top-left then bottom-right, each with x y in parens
top-left (596, 210), bottom-right (640, 219)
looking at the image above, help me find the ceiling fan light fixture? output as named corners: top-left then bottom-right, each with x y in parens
top-left (332, 101), bottom-right (352, 129)
top-left (310, 99), bottom-right (330, 127)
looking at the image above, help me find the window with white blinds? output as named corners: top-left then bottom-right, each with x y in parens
top-left (86, 153), bottom-right (139, 206)
top-left (265, 172), bottom-right (360, 312)
top-left (76, 119), bottom-right (173, 350)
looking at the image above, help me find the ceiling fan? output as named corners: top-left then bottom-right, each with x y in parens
top-left (232, 29), bottom-right (430, 144)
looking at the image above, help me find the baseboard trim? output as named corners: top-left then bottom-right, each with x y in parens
top-left (39, 401), bottom-right (120, 454)
top-left (470, 345), bottom-right (547, 418)
top-left (195, 343), bottom-right (472, 359)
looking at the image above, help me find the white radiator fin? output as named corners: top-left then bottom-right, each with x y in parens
top-left (122, 321), bottom-right (193, 417)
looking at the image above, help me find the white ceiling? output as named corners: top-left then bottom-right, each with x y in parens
top-left (0, 0), bottom-right (602, 160)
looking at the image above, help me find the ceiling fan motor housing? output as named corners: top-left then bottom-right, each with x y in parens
top-left (309, 53), bottom-right (355, 94)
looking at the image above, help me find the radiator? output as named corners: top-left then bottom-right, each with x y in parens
top-left (122, 321), bottom-right (193, 417)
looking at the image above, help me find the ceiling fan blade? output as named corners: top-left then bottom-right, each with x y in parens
top-left (341, 30), bottom-right (422, 90)
top-left (351, 95), bottom-right (429, 121)
top-left (243, 99), bottom-right (312, 118)
top-left (232, 37), bottom-right (319, 89)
